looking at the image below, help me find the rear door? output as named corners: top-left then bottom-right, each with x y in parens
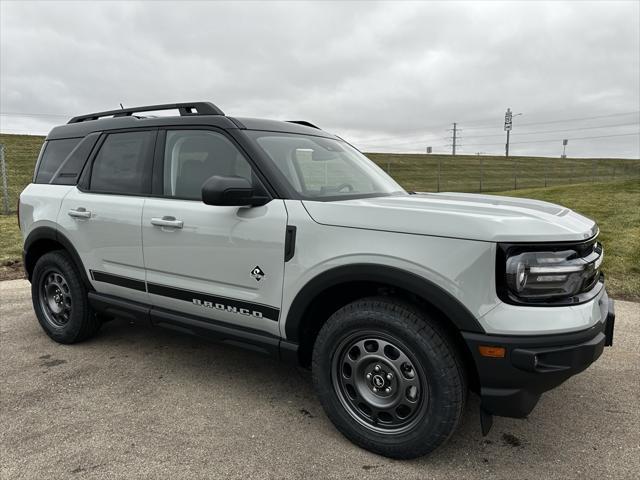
top-left (141, 128), bottom-right (287, 337)
top-left (57, 129), bottom-right (156, 304)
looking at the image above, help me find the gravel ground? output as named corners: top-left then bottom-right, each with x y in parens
top-left (1, 279), bottom-right (639, 479)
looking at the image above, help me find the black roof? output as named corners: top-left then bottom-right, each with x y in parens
top-left (47, 102), bottom-right (337, 141)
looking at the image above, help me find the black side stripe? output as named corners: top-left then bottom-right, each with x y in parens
top-left (147, 283), bottom-right (280, 322)
top-left (89, 270), bottom-right (280, 321)
top-left (90, 270), bottom-right (147, 292)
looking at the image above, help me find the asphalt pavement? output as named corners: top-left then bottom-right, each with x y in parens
top-left (1, 279), bottom-right (638, 479)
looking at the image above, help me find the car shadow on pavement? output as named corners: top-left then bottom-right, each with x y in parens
top-left (4, 301), bottom-right (634, 479)
top-left (90, 316), bottom-right (623, 472)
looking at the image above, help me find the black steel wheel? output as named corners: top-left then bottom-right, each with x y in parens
top-left (332, 333), bottom-right (427, 434)
top-left (313, 297), bottom-right (467, 459)
top-left (31, 250), bottom-right (101, 343)
top-left (39, 269), bottom-right (73, 328)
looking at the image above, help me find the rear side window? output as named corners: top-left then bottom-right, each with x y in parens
top-left (89, 131), bottom-right (155, 194)
top-left (34, 138), bottom-right (82, 183)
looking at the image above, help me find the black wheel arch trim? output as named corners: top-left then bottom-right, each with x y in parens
top-left (284, 263), bottom-right (485, 341)
top-left (23, 226), bottom-right (92, 288)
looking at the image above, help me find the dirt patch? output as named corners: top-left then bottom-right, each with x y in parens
top-left (0, 261), bottom-right (25, 281)
top-left (502, 433), bottom-right (523, 447)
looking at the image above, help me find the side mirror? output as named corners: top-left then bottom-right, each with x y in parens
top-left (201, 176), bottom-right (270, 207)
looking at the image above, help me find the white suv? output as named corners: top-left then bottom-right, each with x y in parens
top-left (19, 102), bottom-right (615, 459)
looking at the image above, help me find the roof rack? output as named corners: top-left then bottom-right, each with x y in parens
top-left (67, 102), bottom-right (224, 124)
top-left (287, 120), bottom-right (321, 130)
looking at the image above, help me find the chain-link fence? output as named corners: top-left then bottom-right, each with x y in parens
top-left (1, 139), bottom-right (640, 216)
top-left (0, 137), bottom-right (44, 215)
top-left (1, 144), bottom-right (9, 215)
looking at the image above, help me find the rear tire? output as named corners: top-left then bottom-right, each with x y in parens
top-left (31, 250), bottom-right (101, 344)
top-left (312, 297), bottom-right (467, 459)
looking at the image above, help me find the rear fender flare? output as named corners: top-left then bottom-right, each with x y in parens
top-left (24, 226), bottom-right (91, 288)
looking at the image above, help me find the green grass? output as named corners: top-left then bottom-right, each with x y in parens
top-left (0, 134), bottom-right (44, 267)
top-left (497, 180), bottom-right (640, 301)
top-left (0, 215), bottom-right (22, 264)
top-left (367, 152), bottom-right (640, 193)
top-left (0, 133), bottom-right (638, 298)
top-left (0, 134), bottom-right (44, 211)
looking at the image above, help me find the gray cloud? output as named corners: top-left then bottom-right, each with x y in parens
top-left (1, 0), bottom-right (638, 157)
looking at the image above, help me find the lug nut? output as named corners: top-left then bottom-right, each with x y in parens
top-left (372, 387), bottom-right (378, 392)
top-left (386, 373), bottom-right (393, 380)
top-left (374, 365), bottom-right (381, 372)
top-left (385, 387), bottom-right (391, 393)
top-left (366, 373), bottom-right (372, 380)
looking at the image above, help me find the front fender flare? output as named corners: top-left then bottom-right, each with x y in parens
top-left (284, 263), bottom-right (485, 342)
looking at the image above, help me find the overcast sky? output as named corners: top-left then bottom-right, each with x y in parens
top-left (1, 0), bottom-right (639, 158)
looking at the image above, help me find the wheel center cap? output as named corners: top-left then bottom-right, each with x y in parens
top-left (372, 375), bottom-right (385, 388)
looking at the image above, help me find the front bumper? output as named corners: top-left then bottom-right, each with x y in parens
top-left (462, 292), bottom-right (615, 418)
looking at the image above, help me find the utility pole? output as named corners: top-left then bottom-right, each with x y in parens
top-left (504, 108), bottom-right (512, 157)
top-left (451, 123), bottom-right (457, 156)
top-left (504, 108), bottom-right (522, 157)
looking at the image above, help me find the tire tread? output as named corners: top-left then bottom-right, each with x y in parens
top-left (312, 296), bottom-right (467, 459)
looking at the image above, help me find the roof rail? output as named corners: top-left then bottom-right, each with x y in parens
top-left (287, 120), bottom-right (321, 130)
top-left (67, 102), bottom-right (224, 124)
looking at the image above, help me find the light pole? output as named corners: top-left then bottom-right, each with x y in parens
top-left (504, 108), bottom-right (523, 157)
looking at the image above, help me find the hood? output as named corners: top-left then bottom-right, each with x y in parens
top-left (302, 192), bottom-right (597, 243)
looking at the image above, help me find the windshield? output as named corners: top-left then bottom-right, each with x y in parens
top-left (246, 131), bottom-right (406, 200)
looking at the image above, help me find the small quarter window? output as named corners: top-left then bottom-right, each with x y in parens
top-left (89, 131), bottom-right (155, 194)
top-left (163, 130), bottom-right (254, 200)
top-left (34, 138), bottom-right (82, 183)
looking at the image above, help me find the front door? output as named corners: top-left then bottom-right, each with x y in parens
top-left (141, 129), bottom-right (287, 336)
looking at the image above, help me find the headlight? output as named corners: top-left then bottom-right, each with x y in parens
top-left (498, 240), bottom-right (604, 305)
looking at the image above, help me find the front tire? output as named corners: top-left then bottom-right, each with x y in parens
top-left (31, 251), bottom-right (101, 344)
top-left (312, 297), bottom-right (467, 459)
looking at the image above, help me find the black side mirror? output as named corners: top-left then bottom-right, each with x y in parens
top-left (201, 176), bottom-right (270, 207)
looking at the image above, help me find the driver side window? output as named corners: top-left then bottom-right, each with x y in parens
top-left (163, 130), bottom-right (253, 200)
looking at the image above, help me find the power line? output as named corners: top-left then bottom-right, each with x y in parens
top-left (351, 110), bottom-right (640, 146)
top-left (353, 127), bottom-right (450, 146)
top-left (0, 111), bottom-right (71, 118)
top-left (358, 136), bottom-right (450, 148)
top-left (360, 122), bottom-right (639, 147)
top-left (462, 110), bottom-right (640, 130)
top-left (462, 121), bottom-right (640, 139)
top-left (461, 132), bottom-right (639, 147)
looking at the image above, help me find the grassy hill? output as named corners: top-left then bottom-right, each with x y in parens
top-left (1, 133), bottom-right (639, 210)
top-left (503, 180), bottom-right (639, 301)
top-left (1, 134), bottom-right (45, 211)
top-left (1, 133), bottom-right (639, 299)
top-left (366, 152), bottom-right (640, 193)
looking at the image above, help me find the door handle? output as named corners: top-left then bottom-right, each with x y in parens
top-left (68, 208), bottom-right (92, 219)
top-left (151, 216), bottom-right (184, 229)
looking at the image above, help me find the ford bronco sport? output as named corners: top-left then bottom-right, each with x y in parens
top-left (19, 102), bottom-right (615, 459)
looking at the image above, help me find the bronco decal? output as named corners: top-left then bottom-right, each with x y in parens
top-left (192, 298), bottom-right (264, 318)
top-left (89, 270), bottom-right (279, 321)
